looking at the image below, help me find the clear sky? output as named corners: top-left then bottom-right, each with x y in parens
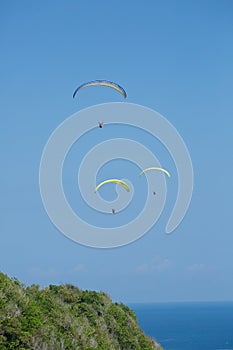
top-left (1, 0), bottom-right (233, 302)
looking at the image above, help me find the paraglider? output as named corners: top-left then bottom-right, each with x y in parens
top-left (94, 179), bottom-right (130, 193)
top-left (73, 80), bottom-right (127, 99)
top-left (140, 167), bottom-right (171, 178)
top-left (98, 121), bottom-right (103, 128)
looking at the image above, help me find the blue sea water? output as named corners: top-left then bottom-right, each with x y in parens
top-left (129, 302), bottom-right (233, 350)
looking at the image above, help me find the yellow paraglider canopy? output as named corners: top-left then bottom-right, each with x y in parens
top-left (140, 167), bottom-right (171, 178)
top-left (94, 179), bottom-right (130, 193)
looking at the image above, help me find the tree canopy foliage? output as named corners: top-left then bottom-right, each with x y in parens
top-left (0, 272), bottom-right (163, 350)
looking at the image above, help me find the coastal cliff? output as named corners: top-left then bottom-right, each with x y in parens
top-left (0, 272), bottom-right (163, 349)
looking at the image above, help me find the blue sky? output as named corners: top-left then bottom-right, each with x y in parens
top-left (1, 0), bottom-right (233, 302)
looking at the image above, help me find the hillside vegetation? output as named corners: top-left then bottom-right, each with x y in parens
top-left (0, 272), bottom-right (163, 350)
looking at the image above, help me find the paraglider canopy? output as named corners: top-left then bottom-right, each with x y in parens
top-left (94, 179), bottom-right (130, 193)
top-left (73, 80), bottom-right (127, 99)
top-left (140, 167), bottom-right (171, 178)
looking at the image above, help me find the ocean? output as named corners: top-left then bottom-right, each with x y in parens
top-left (129, 302), bottom-right (233, 350)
